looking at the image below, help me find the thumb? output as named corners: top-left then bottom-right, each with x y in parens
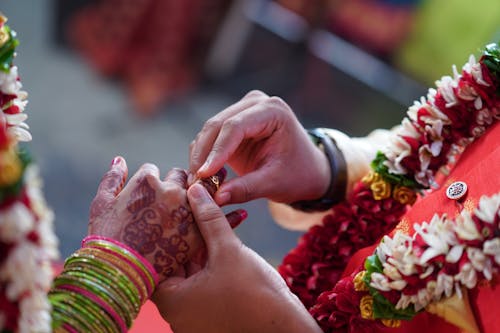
top-left (96, 156), bottom-right (128, 199)
top-left (187, 183), bottom-right (235, 254)
top-left (215, 170), bottom-right (273, 205)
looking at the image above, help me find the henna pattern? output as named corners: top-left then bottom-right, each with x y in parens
top-left (153, 251), bottom-right (175, 277)
top-left (170, 205), bottom-right (194, 236)
top-left (123, 208), bottom-right (162, 254)
top-left (157, 235), bottom-right (190, 264)
top-left (126, 177), bottom-right (156, 215)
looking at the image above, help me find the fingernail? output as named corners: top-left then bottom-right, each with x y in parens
top-left (227, 209), bottom-right (248, 229)
top-left (190, 183), bottom-right (210, 201)
top-left (215, 191), bottom-right (230, 205)
top-left (197, 162), bottom-right (209, 176)
top-left (111, 156), bottom-right (121, 167)
top-left (237, 209), bottom-right (248, 221)
top-left (216, 167), bottom-right (227, 183)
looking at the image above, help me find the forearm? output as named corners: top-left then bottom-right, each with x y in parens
top-left (270, 127), bottom-right (395, 231)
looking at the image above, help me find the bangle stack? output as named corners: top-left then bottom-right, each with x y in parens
top-left (49, 235), bottom-right (159, 332)
top-left (290, 128), bottom-right (347, 212)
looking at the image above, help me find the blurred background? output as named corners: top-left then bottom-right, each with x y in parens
top-left (2, 0), bottom-right (499, 263)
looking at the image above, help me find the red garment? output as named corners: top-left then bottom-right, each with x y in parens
top-left (343, 122), bottom-right (500, 332)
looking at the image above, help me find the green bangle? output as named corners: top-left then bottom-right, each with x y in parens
top-left (290, 128), bottom-right (347, 212)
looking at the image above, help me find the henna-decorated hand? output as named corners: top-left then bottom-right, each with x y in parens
top-left (88, 156), bottom-right (244, 282)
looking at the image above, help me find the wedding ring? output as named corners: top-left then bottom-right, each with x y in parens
top-left (209, 175), bottom-right (220, 191)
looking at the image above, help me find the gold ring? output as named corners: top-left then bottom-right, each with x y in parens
top-left (209, 175), bottom-right (220, 191)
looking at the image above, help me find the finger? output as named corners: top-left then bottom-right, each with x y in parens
top-left (195, 168), bottom-right (227, 197)
top-left (225, 209), bottom-right (248, 229)
top-left (214, 169), bottom-right (276, 205)
top-left (187, 183), bottom-right (235, 254)
top-left (189, 90), bottom-right (268, 174)
top-left (127, 162), bottom-right (161, 185)
top-left (196, 99), bottom-right (285, 178)
top-left (96, 156), bottom-right (129, 200)
top-left (164, 168), bottom-right (188, 188)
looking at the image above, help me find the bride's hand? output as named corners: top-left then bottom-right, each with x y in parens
top-left (87, 156), bottom-right (243, 282)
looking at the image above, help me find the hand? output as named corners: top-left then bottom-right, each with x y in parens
top-left (151, 183), bottom-right (323, 333)
top-left (189, 90), bottom-right (331, 206)
top-left (88, 157), bottom-right (240, 282)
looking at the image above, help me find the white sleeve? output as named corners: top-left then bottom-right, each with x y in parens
top-left (268, 127), bottom-right (394, 231)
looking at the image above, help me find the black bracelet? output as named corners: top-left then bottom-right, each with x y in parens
top-left (290, 128), bottom-right (347, 212)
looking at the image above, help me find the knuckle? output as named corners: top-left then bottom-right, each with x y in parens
top-left (203, 118), bottom-right (223, 132)
top-left (198, 205), bottom-right (223, 223)
top-left (221, 117), bottom-right (242, 133)
top-left (238, 179), bottom-right (254, 203)
top-left (245, 90), bottom-right (267, 99)
top-left (266, 96), bottom-right (289, 111)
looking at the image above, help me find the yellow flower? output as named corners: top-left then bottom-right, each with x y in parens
top-left (381, 318), bottom-right (401, 328)
top-left (362, 171), bottom-right (381, 186)
top-left (370, 180), bottom-right (392, 200)
top-left (0, 13), bottom-right (9, 47)
top-left (392, 185), bottom-right (417, 205)
top-left (353, 271), bottom-right (369, 291)
top-left (0, 148), bottom-right (22, 186)
top-left (359, 295), bottom-right (374, 319)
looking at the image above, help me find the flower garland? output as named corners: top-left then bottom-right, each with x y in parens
top-left (0, 14), bottom-right (58, 333)
top-left (279, 42), bottom-right (500, 332)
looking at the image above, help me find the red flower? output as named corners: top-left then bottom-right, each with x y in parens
top-left (280, 181), bottom-right (407, 308)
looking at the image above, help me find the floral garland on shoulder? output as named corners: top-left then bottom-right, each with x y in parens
top-left (0, 14), bottom-right (58, 333)
top-left (279, 42), bottom-right (500, 332)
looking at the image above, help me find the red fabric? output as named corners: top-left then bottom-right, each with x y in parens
top-left (343, 121), bottom-right (500, 332)
top-left (130, 300), bottom-right (173, 333)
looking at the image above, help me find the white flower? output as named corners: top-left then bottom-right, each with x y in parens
top-left (426, 280), bottom-right (439, 302)
top-left (415, 288), bottom-right (433, 311)
top-left (436, 273), bottom-right (454, 298)
top-left (467, 247), bottom-right (493, 280)
top-left (463, 55), bottom-right (490, 86)
top-left (0, 65), bottom-right (31, 142)
top-left (383, 262), bottom-right (403, 280)
top-left (383, 136), bottom-right (412, 175)
top-left (484, 238), bottom-right (500, 265)
top-left (24, 165), bottom-right (59, 261)
top-left (436, 76), bottom-right (458, 108)
top-left (370, 272), bottom-right (391, 291)
top-left (0, 203), bottom-right (34, 242)
top-left (445, 244), bottom-right (465, 263)
top-left (396, 294), bottom-right (416, 310)
top-left (416, 215), bottom-right (457, 264)
top-left (455, 262), bottom-right (477, 289)
top-left (7, 125), bottom-right (32, 142)
top-left (18, 292), bottom-right (52, 333)
top-left (475, 193), bottom-right (500, 224)
top-left (455, 210), bottom-right (482, 241)
top-left (1, 243), bottom-right (38, 300)
top-left (0, 66), bottom-right (23, 95)
top-left (476, 108), bottom-right (493, 125)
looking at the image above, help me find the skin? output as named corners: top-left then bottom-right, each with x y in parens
top-left (152, 184), bottom-right (323, 333)
top-left (88, 156), bottom-right (243, 282)
top-left (189, 90), bottom-right (331, 206)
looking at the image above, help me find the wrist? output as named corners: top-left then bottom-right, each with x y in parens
top-left (290, 128), bottom-right (347, 212)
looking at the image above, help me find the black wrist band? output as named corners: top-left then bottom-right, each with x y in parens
top-left (290, 128), bottom-right (347, 212)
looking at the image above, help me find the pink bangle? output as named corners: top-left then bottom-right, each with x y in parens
top-left (62, 323), bottom-right (79, 333)
top-left (58, 283), bottom-right (128, 333)
top-left (83, 235), bottom-right (159, 285)
top-left (93, 245), bottom-right (153, 298)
